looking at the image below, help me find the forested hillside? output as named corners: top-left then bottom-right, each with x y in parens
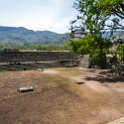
top-left (0, 26), bottom-right (69, 45)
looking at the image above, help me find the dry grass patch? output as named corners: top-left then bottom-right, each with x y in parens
top-left (0, 68), bottom-right (124, 124)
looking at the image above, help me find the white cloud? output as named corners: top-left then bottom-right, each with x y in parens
top-left (0, 0), bottom-right (77, 33)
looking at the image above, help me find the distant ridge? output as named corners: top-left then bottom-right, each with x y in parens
top-left (0, 26), bottom-right (69, 45)
top-left (0, 26), bottom-right (123, 46)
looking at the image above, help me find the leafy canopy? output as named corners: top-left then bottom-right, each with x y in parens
top-left (69, 0), bottom-right (123, 68)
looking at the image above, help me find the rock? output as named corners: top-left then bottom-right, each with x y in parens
top-left (17, 86), bottom-right (34, 93)
top-left (37, 68), bottom-right (44, 71)
top-left (76, 80), bottom-right (85, 85)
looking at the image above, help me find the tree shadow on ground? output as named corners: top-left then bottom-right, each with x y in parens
top-left (0, 64), bottom-right (44, 71)
top-left (0, 62), bottom-right (61, 71)
top-left (85, 68), bottom-right (97, 73)
top-left (84, 70), bottom-right (124, 83)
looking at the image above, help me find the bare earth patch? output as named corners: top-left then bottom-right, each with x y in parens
top-left (42, 69), bottom-right (60, 74)
top-left (0, 67), bottom-right (124, 124)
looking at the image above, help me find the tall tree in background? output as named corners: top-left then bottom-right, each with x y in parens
top-left (97, 0), bottom-right (124, 65)
top-left (70, 0), bottom-right (124, 68)
top-left (70, 0), bottom-right (113, 68)
top-left (97, 0), bottom-right (124, 32)
top-left (73, 0), bottom-right (107, 34)
top-left (72, 0), bottom-right (124, 35)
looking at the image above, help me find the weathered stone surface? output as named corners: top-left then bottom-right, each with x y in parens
top-left (17, 86), bottom-right (34, 93)
top-left (0, 51), bottom-right (77, 63)
top-left (76, 80), bottom-right (85, 85)
top-left (0, 51), bottom-right (79, 70)
top-left (37, 68), bottom-right (44, 71)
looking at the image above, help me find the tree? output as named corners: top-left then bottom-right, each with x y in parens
top-left (96, 0), bottom-right (124, 31)
top-left (69, 0), bottom-right (124, 68)
top-left (117, 42), bottom-right (124, 63)
top-left (72, 0), bottom-right (124, 35)
top-left (70, 34), bottom-right (111, 68)
top-left (97, 0), bottom-right (124, 68)
top-left (73, 0), bottom-right (107, 34)
top-left (97, 0), bottom-right (124, 18)
top-left (70, 0), bottom-right (113, 68)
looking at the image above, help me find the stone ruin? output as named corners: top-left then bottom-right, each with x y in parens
top-left (0, 51), bottom-right (79, 71)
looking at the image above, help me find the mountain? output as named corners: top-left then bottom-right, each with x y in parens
top-left (0, 26), bottom-right (69, 45)
top-left (0, 26), bottom-right (123, 46)
top-left (102, 31), bottom-right (124, 39)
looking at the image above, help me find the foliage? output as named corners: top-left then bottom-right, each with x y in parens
top-left (70, 0), bottom-right (110, 68)
top-left (70, 0), bottom-right (124, 68)
top-left (89, 49), bottom-right (107, 68)
top-left (117, 43), bottom-right (124, 63)
top-left (33, 45), bottom-right (49, 51)
top-left (0, 26), bottom-right (68, 45)
top-left (59, 42), bottom-right (71, 50)
top-left (97, 0), bottom-right (124, 18)
top-left (70, 34), bottom-right (111, 68)
top-left (74, 0), bottom-right (106, 34)
top-left (73, 0), bottom-right (124, 34)
top-left (96, 0), bottom-right (124, 31)
top-left (33, 43), bottom-right (70, 51)
top-left (0, 42), bottom-right (71, 52)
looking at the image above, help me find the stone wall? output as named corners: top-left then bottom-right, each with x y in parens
top-left (0, 51), bottom-right (77, 63)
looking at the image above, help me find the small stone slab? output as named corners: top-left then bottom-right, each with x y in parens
top-left (76, 80), bottom-right (85, 85)
top-left (37, 68), bottom-right (44, 71)
top-left (18, 86), bottom-right (34, 93)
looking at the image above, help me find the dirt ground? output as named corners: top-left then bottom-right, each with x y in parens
top-left (0, 67), bottom-right (124, 124)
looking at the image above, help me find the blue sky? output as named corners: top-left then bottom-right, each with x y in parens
top-left (0, 0), bottom-right (78, 33)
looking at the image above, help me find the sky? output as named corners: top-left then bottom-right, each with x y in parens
top-left (0, 0), bottom-right (78, 34)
